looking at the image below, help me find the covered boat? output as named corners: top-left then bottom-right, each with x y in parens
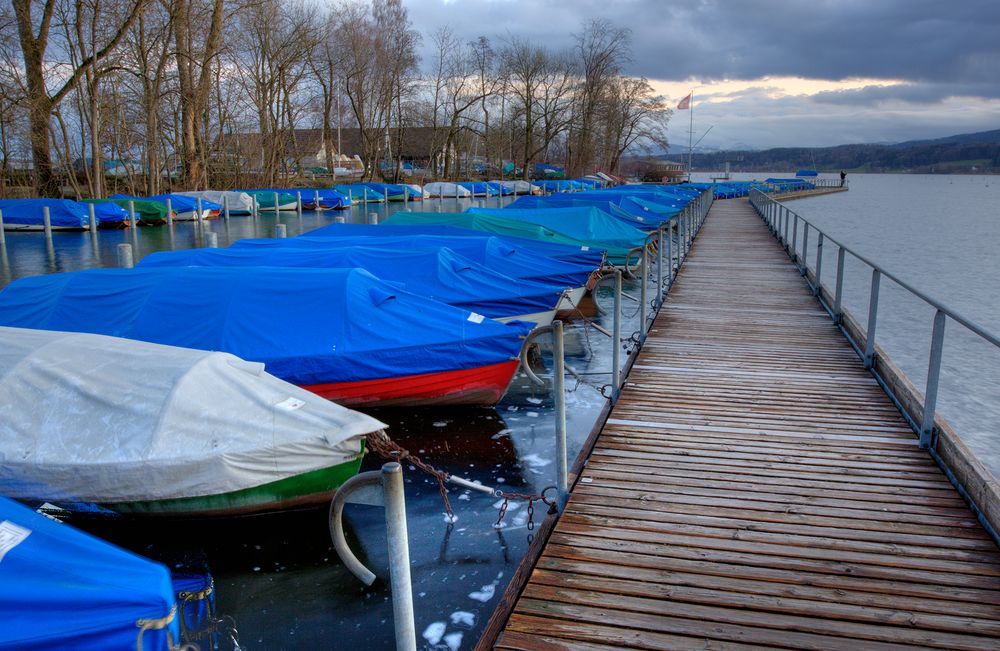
top-left (424, 182), bottom-right (471, 198)
top-left (381, 211), bottom-right (635, 263)
top-left (244, 190), bottom-right (297, 211)
top-left (137, 245), bottom-right (565, 326)
top-left (0, 198), bottom-right (128, 230)
top-left (83, 198), bottom-right (169, 225)
top-left (0, 493), bottom-right (178, 649)
top-left (111, 193), bottom-right (220, 221)
top-left (456, 181), bottom-right (496, 196)
top-left (508, 196), bottom-right (666, 230)
top-left (288, 223), bottom-right (599, 287)
top-left (488, 180), bottom-right (537, 195)
top-left (0, 268), bottom-right (533, 407)
top-left (174, 190), bottom-right (255, 215)
top-left (403, 183), bottom-right (426, 200)
top-left (0, 326), bottom-right (384, 515)
top-left (255, 188), bottom-right (349, 210)
top-left (467, 206), bottom-right (649, 255)
top-left (335, 184), bottom-right (385, 202)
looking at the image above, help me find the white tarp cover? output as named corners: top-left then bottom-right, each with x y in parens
top-left (0, 327), bottom-right (386, 503)
top-left (403, 183), bottom-right (427, 198)
top-left (175, 190), bottom-right (255, 213)
top-left (424, 182), bottom-right (471, 197)
top-left (489, 180), bottom-right (541, 195)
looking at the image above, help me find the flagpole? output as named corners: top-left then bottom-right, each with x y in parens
top-left (687, 92), bottom-right (694, 182)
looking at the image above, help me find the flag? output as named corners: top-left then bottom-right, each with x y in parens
top-left (677, 93), bottom-right (692, 110)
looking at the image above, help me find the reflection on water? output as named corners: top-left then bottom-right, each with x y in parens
top-left (4, 193), bottom-right (641, 649)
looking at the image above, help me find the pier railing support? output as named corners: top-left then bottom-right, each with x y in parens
top-left (864, 269), bottom-right (881, 369)
top-left (612, 270), bottom-right (622, 403)
top-left (920, 310), bottom-right (946, 448)
top-left (329, 462), bottom-right (416, 651)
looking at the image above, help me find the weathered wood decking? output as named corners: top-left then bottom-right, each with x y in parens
top-left (491, 198), bottom-right (1000, 650)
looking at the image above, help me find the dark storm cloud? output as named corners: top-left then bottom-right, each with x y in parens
top-left (812, 82), bottom-right (1000, 106)
top-left (406, 0), bottom-right (1000, 97)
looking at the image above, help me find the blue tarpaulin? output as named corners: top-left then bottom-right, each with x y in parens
top-left (136, 245), bottom-right (564, 318)
top-left (0, 198), bottom-right (127, 228)
top-left (466, 206), bottom-right (648, 251)
top-left (507, 196), bottom-right (666, 230)
top-left (274, 224), bottom-right (598, 286)
top-left (0, 496), bottom-right (177, 650)
top-left (255, 188), bottom-right (350, 209)
top-left (0, 267), bottom-right (532, 385)
top-left (111, 193), bottom-right (222, 214)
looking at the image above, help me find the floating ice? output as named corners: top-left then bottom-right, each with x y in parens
top-left (458, 493), bottom-right (471, 501)
top-left (521, 453), bottom-right (552, 468)
top-left (526, 397), bottom-right (542, 405)
top-left (468, 584), bottom-right (496, 602)
top-left (450, 611), bottom-right (476, 628)
top-left (444, 632), bottom-right (463, 651)
top-left (433, 421), bottom-right (449, 428)
top-left (443, 513), bottom-right (459, 524)
top-left (422, 622), bottom-right (446, 645)
top-left (526, 412), bottom-right (539, 418)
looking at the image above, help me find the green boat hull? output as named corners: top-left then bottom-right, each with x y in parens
top-left (106, 453), bottom-right (364, 517)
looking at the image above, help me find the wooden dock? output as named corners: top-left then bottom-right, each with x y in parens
top-left (486, 198), bottom-right (1000, 650)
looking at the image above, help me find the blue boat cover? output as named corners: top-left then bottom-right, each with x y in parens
top-left (796, 169), bottom-right (819, 177)
top-left (0, 496), bottom-right (177, 650)
top-left (0, 267), bottom-right (532, 385)
top-left (457, 182), bottom-right (496, 196)
top-left (273, 223), bottom-right (598, 286)
top-left (111, 193), bottom-right (222, 213)
top-left (466, 206), bottom-right (648, 251)
top-left (136, 245), bottom-right (564, 318)
top-left (0, 198), bottom-right (127, 228)
top-left (298, 222), bottom-right (605, 266)
top-left (507, 196), bottom-right (665, 230)
top-left (362, 182), bottom-right (408, 198)
top-left (485, 182), bottom-right (515, 196)
top-left (256, 188), bottom-right (349, 209)
top-left (334, 184), bottom-right (385, 201)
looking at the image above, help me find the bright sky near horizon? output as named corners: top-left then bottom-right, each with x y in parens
top-left (404, 0), bottom-right (1000, 151)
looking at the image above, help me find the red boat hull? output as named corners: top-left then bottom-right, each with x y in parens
top-left (301, 360), bottom-right (520, 407)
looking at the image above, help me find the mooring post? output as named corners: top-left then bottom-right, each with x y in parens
top-left (296, 191), bottom-right (303, 217)
top-left (384, 188), bottom-right (389, 204)
top-left (205, 231), bottom-right (218, 248)
top-left (0, 209), bottom-right (5, 247)
top-left (272, 192), bottom-right (279, 215)
top-left (612, 269), bottom-right (622, 402)
top-left (223, 195), bottom-right (230, 221)
top-left (165, 198), bottom-right (174, 228)
top-left (42, 206), bottom-right (52, 241)
top-left (128, 200), bottom-right (137, 229)
top-left (117, 243), bottom-right (134, 268)
top-left (552, 320), bottom-right (568, 507)
top-left (275, 223), bottom-right (287, 238)
top-left (920, 310), bottom-right (946, 448)
top-left (369, 211), bottom-right (378, 225)
top-left (88, 202), bottom-right (98, 233)
top-left (314, 190), bottom-right (321, 212)
top-left (196, 197), bottom-right (204, 223)
top-left (381, 463), bottom-right (417, 651)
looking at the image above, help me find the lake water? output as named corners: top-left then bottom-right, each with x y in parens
top-left (3, 176), bottom-right (998, 649)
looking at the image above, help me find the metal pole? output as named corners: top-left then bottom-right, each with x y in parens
top-left (116, 243), bottom-right (134, 268)
top-left (920, 310), bottom-right (946, 448)
top-left (196, 197), bottom-right (204, 223)
top-left (833, 247), bottom-right (846, 324)
top-left (863, 269), bottom-right (881, 369)
top-left (612, 269), bottom-right (622, 401)
top-left (656, 225), bottom-right (664, 306)
top-left (205, 231), bottom-right (218, 248)
top-left (369, 211), bottom-right (378, 225)
top-left (42, 206), bottom-right (52, 240)
top-left (297, 191), bottom-right (303, 217)
top-left (166, 198), bottom-right (174, 227)
top-left (552, 320), bottom-right (568, 506)
top-left (801, 223), bottom-right (810, 276)
top-left (814, 233), bottom-right (824, 296)
top-left (128, 200), bottom-right (137, 229)
top-left (88, 202), bottom-right (97, 232)
top-left (272, 192), bottom-right (279, 214)
top-left (666, 219), bottom-right (674, 285)
top-left (0, 209), bottom-right (4, 246)
top-left (275, 223), bottom-right (287, 238)
top-left (791, 213), bottom-right (799, 261)
top-left (381, 462), bottom-right (417, 651)
top-left (314, 190), bottom-right (321, 212)
top-left (223, 195), bottom-right (230, 221)
top-left (639, 246), bottom-right (648, 339)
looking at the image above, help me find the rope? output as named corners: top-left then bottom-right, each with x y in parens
top-left (136, 605), bottom-right (176, 651)
top-left (365, 431), bottom-right (556, 528)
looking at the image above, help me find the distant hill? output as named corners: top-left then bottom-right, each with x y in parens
top-left (671, 128), bottom-right (1000, 174)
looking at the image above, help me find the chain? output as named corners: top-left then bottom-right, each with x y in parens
top-left (366, 431), bottom-right (555, 528)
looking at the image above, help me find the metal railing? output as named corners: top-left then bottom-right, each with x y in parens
top-left (749, 187), bottom-right (1000, 536)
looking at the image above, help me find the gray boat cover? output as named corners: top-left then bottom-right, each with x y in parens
top-left (0, 326), bottom-right (386, 503)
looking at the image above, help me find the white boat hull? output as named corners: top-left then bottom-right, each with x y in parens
top-left (496, 309), bottom-right (556, 329)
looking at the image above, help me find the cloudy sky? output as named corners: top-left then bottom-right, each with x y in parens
top-left (404, 0), bottom-right (1000, 151)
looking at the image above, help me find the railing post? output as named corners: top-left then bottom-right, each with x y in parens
top-left (920, 310), bottom-right (947, 448)
top-left (656, 225), bottom-right (664, 307)
top-left (381, 463), bottom-right (417, 651)
top-left (783, 207), bottom-right (790, 247)
top-left (814, 233), bottom-right (824, 296)
top-left (864, 269), bottom-right (881, 369)
top-left (612, 270), bottom-right (622, 402)
top-left (666, 219), bottom-right (674, 285)
top-left (834, 247), bottom-right (846, 324)
top-left (552, 320), bottom-right (568, 506)
top-left (0, 209), bottom-right (4, 247)
top-left (791, 213), bottom-right (799, 262)
top-left (801, 223), bottom-right (810, 276)
top-left (639, 246), bottom-right (648, 340)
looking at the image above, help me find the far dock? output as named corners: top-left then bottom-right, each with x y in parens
top-left (479, 194), bottom-right (1000, 650)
